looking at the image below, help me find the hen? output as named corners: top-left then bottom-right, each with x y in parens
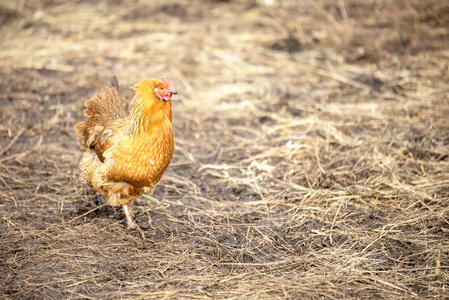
top-left (74, 76), bottom-right (177, 229)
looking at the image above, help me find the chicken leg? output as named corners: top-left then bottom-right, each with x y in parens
top-left (122, 203), bottom-right (137, 230)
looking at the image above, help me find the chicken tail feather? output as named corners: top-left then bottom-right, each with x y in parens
top-left (74, 77), bottom-right (129, 149)
top-left (110, 75), bottom-right (120, 92)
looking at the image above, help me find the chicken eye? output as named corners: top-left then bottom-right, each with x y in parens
top-left (160, 86), bottom-right (164, 90)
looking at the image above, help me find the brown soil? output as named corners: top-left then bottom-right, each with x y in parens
top-left (1, 0), bottom-right (449, 299)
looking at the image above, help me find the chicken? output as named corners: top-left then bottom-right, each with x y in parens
top-left (74, 76), bottom-right (177, 229)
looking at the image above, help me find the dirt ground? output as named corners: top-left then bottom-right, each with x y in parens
top-left (1, 0), bottom-right (449, 298)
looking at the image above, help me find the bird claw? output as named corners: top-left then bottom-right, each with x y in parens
top-left (125, 219), bottom-right (146, 239)
top-left (126, 219), bottom-right (138, 230)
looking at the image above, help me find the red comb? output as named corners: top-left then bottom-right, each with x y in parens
top-left (161, 76), bottom-right (174, 90)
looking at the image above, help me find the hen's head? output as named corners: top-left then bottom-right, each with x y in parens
top-left (133, 77), bottom-right (177, 104)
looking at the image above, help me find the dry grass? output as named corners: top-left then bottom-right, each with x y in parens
top-left (1, 0), bottom-right (449, 298)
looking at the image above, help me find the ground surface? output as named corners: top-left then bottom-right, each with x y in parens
top-left (1, 0), bottom-right (449, 299)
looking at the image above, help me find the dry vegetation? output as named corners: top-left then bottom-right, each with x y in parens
top-left (1, 0), bottom-right (449, 298)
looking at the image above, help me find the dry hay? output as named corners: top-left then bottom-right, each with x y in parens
top-left (1, 0), bottom-right (449, 299)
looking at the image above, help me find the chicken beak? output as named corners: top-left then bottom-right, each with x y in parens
top-left (170, 89), bottom-right (178, 95)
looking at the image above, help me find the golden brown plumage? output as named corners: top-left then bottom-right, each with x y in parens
top-left (74, 76), bottom-right (177, 229)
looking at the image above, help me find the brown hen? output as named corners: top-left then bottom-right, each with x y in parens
top-left (74, 76), bottom-right (177, 229)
